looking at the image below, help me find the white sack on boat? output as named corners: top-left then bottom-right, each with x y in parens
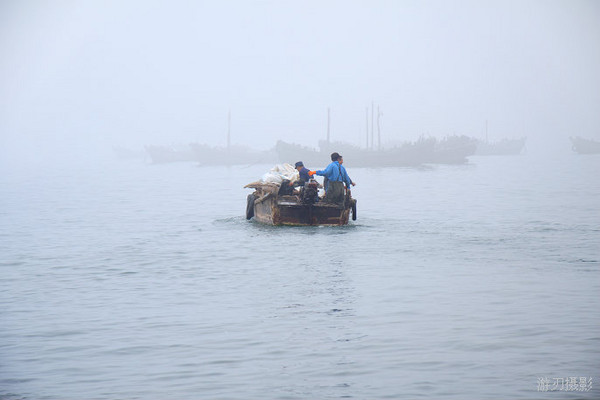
top-left (260, 163), bottom-right (299, 184)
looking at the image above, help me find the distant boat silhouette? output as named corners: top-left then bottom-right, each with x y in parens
top-left (145, 144), bottom-right (197, 163)
top-left (570, 136), bottom-right (600, 154)
top-left (144, 143), bottom-right (277, 165)
top-left (190, 143), bottom-right (277, 166)
top-left (276, 135), bottom-right (477, 168)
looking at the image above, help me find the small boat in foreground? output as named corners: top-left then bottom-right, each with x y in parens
top-left (244, 180), bottom-right (357, 226)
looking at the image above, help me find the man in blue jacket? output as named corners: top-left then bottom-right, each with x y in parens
top-left (310, 152), bottom-right (355, 204)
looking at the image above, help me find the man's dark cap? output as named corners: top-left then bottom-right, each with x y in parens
top-left (331, 152), bottom-right (341, 161)
top-left (295, 161), bottom-right (304, 168)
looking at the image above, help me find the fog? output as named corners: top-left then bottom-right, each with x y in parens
top-left (1, 0), bottom-right (599, 164)
top-left (2, 3), bottom-right (600, 398)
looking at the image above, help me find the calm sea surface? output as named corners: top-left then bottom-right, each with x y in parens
top-left (1, 152), bottom-right (599, 399)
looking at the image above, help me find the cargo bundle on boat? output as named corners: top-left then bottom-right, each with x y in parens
top-left (244, 164), bottom-right (356, 226)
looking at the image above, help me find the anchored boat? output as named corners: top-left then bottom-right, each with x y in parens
top-left (275, 135), bottom-right (477, 167)
top-left (244, 180), bottom-right (356, 226)
top-left (570, 136), bottom-right (600, 154)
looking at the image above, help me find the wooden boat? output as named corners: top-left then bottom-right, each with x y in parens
top-left (244, 180), bottom-right (357, 226)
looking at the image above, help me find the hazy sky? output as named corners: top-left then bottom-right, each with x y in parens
top-left (1, 0), bottom-right (599, 159)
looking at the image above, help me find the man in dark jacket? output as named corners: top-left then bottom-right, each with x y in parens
top-left (295, 161), bottom-right (312, 183)
top-left (288, 161), bottom-right (312, 188)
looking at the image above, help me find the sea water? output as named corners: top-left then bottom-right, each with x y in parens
top-left (1, 152), bottom-right (598, 399)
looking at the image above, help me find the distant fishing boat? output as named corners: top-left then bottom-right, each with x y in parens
top-left (144, 143), bottom-right (277, 165)
top-left (190, 143), bottom-right (276, 166)
top-left (570, 136), bottom-right (600, 154)
top-left (475, 137), bottom-right (527, 155)
top-left (276, 135), bottom-right (477, 168)
top-left (145, 144), bottom-right (197, 163)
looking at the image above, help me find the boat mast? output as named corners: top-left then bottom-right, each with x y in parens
top-left (365, 107), bottom-right (369, 149)
top-left (377, 106), bottom-right (382, 152)
top-left (327, 107), bottom-right (330, 144)
top-left (371, 101), bottom-right (374, 150)
top-left (227, 110), bottom-right (231, 150)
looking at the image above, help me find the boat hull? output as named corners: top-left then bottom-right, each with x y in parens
top-left (571, 136), bottom-right (600, 154)
top-left (253, 195), bottom-right (353, 226)
top-left (276, 137), bottom-right (477, 168)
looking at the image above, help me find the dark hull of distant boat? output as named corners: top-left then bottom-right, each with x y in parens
top-left (570, 136), bottom-right (600, 154)
top-left (276, 136), bottom-right (477, 168)
top-left (145, 145), bottom-right (197, 163)
top-left (145, 143), bottom-right (277, 165)
top-left (190, 144), bottom-right (277, 166)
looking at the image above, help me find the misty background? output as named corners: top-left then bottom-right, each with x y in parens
top-left (2, 2), bottom-right (600, 399)
top-left (1, 0), bottom-right (599, 167)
